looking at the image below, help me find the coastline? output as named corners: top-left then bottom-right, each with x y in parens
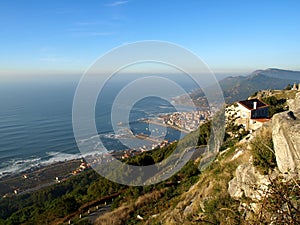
top-left (0, 108), bottom-right (207, 198)
top-left (0, 129), bottom-right (177, 198)
top-left (0, 159), bottom-right (83, 197)
top-left (0, 138), bottom-right (172, 198)
top-left (140, 119), bottom-right (190, 134)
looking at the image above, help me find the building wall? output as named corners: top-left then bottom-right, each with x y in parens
top-left (236, 103), bottom-right (268, 130)
top-left (227, 102), bottom-right (269, 131)
top-left (249, 120), bottom-right (264, 131)
top-left (236, 103), bottom-right (252, 130)
top-left (236, 103), bottom-right (252, 119)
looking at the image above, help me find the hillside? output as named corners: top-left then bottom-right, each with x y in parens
top-left (1, 89), bottom-right (300, 225)
top-left (95, 90), bottom-right (300, 225)
top-left (189, 68), bottom-right (300, 104)
top-left (222, 70), bottom-right (299, 103)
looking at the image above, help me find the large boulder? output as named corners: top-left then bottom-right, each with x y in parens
top-left (287, 92), bottom-right (300, 111)
top-left (228, 160), bottom-right (270, 201)
top-left (272, 110), bottom-right (300, 177)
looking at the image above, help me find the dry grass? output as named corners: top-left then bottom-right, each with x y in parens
top-left (271, 90), bottom-right (297, 99)
top-left (96, 134), bottom-right (255, 225)
top-left (95, 189), bottom-right (165, 225)
top-left (152, 132), bottom-right (263, 225)
top-left (95, 204), bottom-right (133, 225)
top-left (151, 143), bottom-right (246, 225)
top-left (135, 190), bottom-right (163, 208)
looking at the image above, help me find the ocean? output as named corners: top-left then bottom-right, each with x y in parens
top-left (0, 74), bottom-right (199, 177)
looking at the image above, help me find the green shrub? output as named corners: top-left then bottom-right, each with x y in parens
top-left (262, 96), bottom-right (287, 118)
top-left (251, 129), bottom-right (277, 175)
top-left (201, 194), bottom-right (241, 225)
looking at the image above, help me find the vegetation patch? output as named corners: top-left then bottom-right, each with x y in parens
top-left (250, 129), bottom-right (277, 175)
top-left (262, 96), bottom-right (287, 118)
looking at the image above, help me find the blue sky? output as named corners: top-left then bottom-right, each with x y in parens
top-left (1, 0), bottom-right (300, 77)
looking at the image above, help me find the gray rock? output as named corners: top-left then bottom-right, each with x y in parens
top-left (272, 110), bottom-right (300, 177)
top-left (287, 92), bottom-right (300, 112)
top-left (228, 160), bottom-right (270, 201)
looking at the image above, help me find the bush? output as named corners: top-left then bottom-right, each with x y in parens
top-left (251, 129), bottom-right (277, 175)
top-left (262, 96), bottom-right (287, 118)
top-left (253, 176), bottom-right (300, 224)
top-left (200, 193), bottom-right (241, 225)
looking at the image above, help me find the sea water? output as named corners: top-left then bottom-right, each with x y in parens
top-left (0, 74), bottom-right (199, 177)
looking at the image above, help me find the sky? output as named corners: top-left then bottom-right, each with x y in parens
top-left (1, 0), bottom-right (300, 78)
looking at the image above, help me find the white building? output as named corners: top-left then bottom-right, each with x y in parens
top-left (235, 99), bottom-right (270, 131)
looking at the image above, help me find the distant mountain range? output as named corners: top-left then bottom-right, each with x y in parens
top-left (195, 68), bottom-right (300, 104)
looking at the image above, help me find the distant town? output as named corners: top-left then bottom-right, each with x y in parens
top-left (142, 110), bottom-right (211, 133)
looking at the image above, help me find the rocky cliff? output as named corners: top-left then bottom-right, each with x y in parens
top-left (156, 91), bottom-right (300, 224)
top-left (272, 92), bottom-right (300, 177)
top-left (227, 91), bottom-right (300, 223)
top-left (287, 92), bottom-right (300, 112)
top-left (272, 112), bottom-right (300, 176)
top-left (228, 160), bottom-right (271, 201)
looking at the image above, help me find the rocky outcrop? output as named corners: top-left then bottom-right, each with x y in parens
top-left (228, 160), bottom-right (270, 201)
top-left (287, 92), bottom-right (300, 111)
top-left (272, 110), bottom-right (300, 177)
top-left (228, 92), bottom-right (300, 218)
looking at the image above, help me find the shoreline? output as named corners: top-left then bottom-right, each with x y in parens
top-left (0, 109), bottom-right (203, 198)
top-left (140, 118), bottom-right (190, 134)
top-left (0, 135), bottom-right (170, 197)
top-left (0, 159), bottom-right (83, 197)
top-left (0, 140), bottom-right (206, 198)
top-left (0, 138), bottom-right (172, 197)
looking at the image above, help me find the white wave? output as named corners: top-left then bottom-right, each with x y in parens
top-left (158, 105), bottom-right (172, 109)
top-left (0, 157), bottom-right (42, 178)
top-left (43, 151), bottom-right (82, 165)
top-left (0, 149), bottom-right (108, 178)
top-left (78, 134), bottom-right (101, 144)
top-left (98, 128), bottom-right (134, 140)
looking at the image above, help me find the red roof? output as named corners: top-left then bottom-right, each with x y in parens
top-left (251, 118), bottom-right (270, 123)
top-left (238, 99), bottom-right (268, 110)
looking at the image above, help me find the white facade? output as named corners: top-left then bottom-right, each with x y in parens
top-left (231, 100), bottom-right (269, 131)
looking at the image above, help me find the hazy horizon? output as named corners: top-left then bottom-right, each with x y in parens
top-left (1, 1), bottom-right (300, 78)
